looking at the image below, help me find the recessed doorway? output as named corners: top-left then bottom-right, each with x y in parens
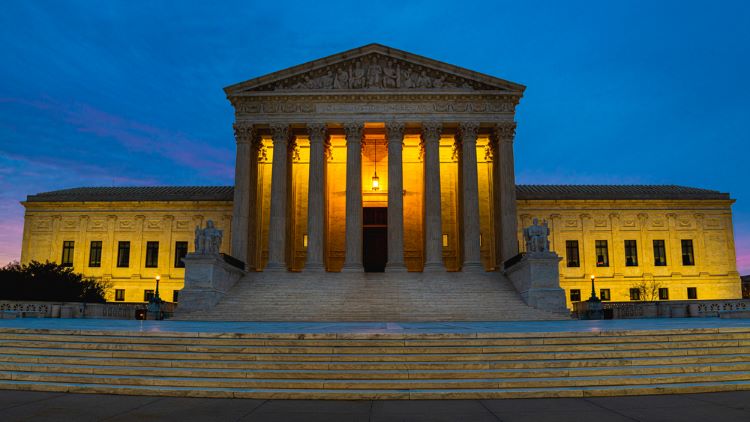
top-left (363, 207), bottom-right (387, 272)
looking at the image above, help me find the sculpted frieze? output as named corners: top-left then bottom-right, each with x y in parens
top-left (249, 53), bottom-right (499, 92)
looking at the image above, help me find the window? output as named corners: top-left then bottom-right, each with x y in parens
top-left (595, 240), bottom-right (609, 267)
top-left (629, 288), bottom-right (641, 301)
top-left (659, 288), bottom-right (669, 300)
top-left (117, 241), bottom-right (130, 268)
top-left (89, 241), bottom-right (102, 267)
top-left (624, 240), bottom-right (638, 266)
top-left (565, 240), bottom-right (580, 267)
top-left (145, 241), bottom-right (159, 268)
top-left (172, 290), bottom-right (179, 303)
top-left (569, 289), bottom-right (581, 302)
top-left (687, 287), bottom-right (698, 300)
top-left (681, 239), bottom-right (695, 266)
top-left (144, 290), bottom-right (155, 302)
top-left (653, 240), bottom-right (667, 266)
top-left (114, 289), bottom-right (125, 302)
top-left (174, 241), bottom-right (188, 268)
top-left (600, 289), bottom-right (611, 301)
top-left (61, 241), bottom-right (74, 267)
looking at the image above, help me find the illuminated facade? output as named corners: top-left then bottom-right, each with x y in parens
top-left (19, 44), bottom-right (742, 308)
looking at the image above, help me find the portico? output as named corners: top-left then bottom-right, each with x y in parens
top-left (226, 44), bottom-right (524, 273)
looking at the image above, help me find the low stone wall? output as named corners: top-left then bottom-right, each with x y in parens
top-left (573, 299), bottom-right (750, 319)
top-left (0, 301), bottom-right (175, 320)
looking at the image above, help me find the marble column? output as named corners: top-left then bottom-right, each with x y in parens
top-left (265, 123), bottom-right (290, 271)
top-left (421, 122), bottom-right (445, 271)
top-left (305, 123), bottom-right (327, 271)
top-left (231, 123), bottom-right (253, 268)
top-left (496, 122), bottom-right (519, 264)
top-left (459, 122), bottom-right (483, 271)
top-left (342, 122), bottom-right (364, 272)
top-left (385, 122), bottom-right (407, 272)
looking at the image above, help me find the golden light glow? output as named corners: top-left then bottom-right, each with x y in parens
top-left (303, 234), bottom-right (308, 248)
top-left (371, 172), bottom-right (380, 191)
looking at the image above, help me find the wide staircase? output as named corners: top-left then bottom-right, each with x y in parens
top-left (1, 326), bottom-right (750, 399)
top-left (178, 271), bottom-right (566, 321)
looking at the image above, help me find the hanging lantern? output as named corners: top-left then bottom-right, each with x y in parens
top-left (371, 141), bottom-right (380, 191)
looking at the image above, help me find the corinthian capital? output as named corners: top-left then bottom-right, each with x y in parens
top-left (495, 121), bottom-right (517, 143)
top-left (343, 121), bottom-right (364, 144)
top-left (385, 121), bottom-right (405, 143)
top-left (458, 122), bottom-right (480, 143)
top-left (269, 123), bottom-right (290, 144)
top-left (233, 122), bottom-right (255, 144)
top-left (421, 121), bottom-right (442, 144)
top-left (307, 123), bottom-right (327, 144)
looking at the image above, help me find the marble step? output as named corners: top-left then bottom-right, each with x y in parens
top-left (1, 378), bottom-right (749, 399)
top-left (2, 361), bottom-right (750, 380)
top-left (2, 338), bottom-right (747, 354)
top-left (3, 369), bottom-right (750, 390)
top-left (3, 352), bottom-right (749, 371)
top-left (3, 344), bottom-right (750, 362)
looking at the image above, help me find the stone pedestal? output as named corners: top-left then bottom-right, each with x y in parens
top-left (504, 252), bottom-right (567, 314)
top-left (178, 253), bottom-right (246, 313)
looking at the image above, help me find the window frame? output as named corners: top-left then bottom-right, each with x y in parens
top-left (88, 240), bottom-right (102, 268)
top-left (681, 239), bottom-right (695, 266)
top-left (658, 287), bottom-right (669, 300)
top-left (569, 289), bottom-right (581, 302)
top-left (117, 241), bottom-right (131, 268)
top-left (174, 241), bottom-right (188, 268)
top-left (114, 289), bottom-right (125, 302)
top-left (600, 288), bottom-right (611, 301)
top-left (145, 241), bottom-right (159, 268)
top-left (61, 241), bottom-right (75, 267)
top-left (653, 239), bottom-right (667, 266)
top-left (624, 240), bottom-right (638, 267)
top-left (629, 288), bottom-right (641, 301)
top-left (143, 290), bottom-right (155, 302)
top-left (565, 240), bottom-right (580, 267)
top-left (595, 240), bottom-right (609, 267)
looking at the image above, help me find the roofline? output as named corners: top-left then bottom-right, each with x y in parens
top-left (223, 43), bottom-right (526, 96)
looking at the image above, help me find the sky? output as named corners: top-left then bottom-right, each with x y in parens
top-left (0, 1), bottom-right (748, 273)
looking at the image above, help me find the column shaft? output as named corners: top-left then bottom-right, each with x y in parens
top-left (265, 124), bottom-right (290, 271)
top-left (342, 122), bottom-right (364, 272)
top-left (497, 122), bottom-right (519, 264)
top-left (231, 123), bottom-right (253, 269)
top-left (422, 122), bottom-right (445, 271)
top-left (386, 122), bottom-right (407, 272)
top-left (305, 123), bottom-right (327, 271)
top-left (459, 122), bottom-right (483, 271)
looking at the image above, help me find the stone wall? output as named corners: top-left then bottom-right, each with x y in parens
top-left (517, 199), bottom-right (742, 308)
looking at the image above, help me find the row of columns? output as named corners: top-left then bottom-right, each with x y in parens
top-left (231, 121), bottom-right (518, 273)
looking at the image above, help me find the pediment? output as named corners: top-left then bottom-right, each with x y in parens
top-left (225, 44), bottom-right (525, 95)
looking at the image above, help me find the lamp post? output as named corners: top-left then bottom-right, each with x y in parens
top-left (589, 274), bottom-right (597, 300)
top-left (582, 274), bottom-right (603, 320)
top-left (154, 275), bottom-right (161, 302)
top-left (147, 275), bottom-right (164, 320)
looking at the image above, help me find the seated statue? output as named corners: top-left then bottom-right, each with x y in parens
top-left (523, 218), bottom-right (550, 253)
top-left (194, 220), bottom-right (223, 255)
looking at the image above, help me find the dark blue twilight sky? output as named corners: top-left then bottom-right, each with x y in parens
top-left (1, 1), bottom-right (749, 273)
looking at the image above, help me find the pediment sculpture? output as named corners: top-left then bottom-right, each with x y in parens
top-left (249, 54), bottom-right (498, 92)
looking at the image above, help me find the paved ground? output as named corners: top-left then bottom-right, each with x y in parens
top-left (1, 390), bottom-right (750, 421)
top-left (2, 317), bottom-right (750, 335)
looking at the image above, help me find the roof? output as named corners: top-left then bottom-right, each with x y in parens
top-left (224, 43), bottom-right (526, 95)
top-left (25, 186), bottom-right (234, 203)
top-left (24, 185), bottom-right (730, 203)
top-left (515, 185), bottom-right (730, 200)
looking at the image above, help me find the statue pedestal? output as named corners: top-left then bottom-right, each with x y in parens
top-left (178, 253), bottom-right (246, 313)
top-left (505, 252), bottom-right (568, 314)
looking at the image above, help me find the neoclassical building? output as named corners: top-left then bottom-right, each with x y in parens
top-left (19, 44), bottom-right (742, 310)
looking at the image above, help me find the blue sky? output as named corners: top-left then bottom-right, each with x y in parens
top-left (1, 1), bottom-right (749, 273)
